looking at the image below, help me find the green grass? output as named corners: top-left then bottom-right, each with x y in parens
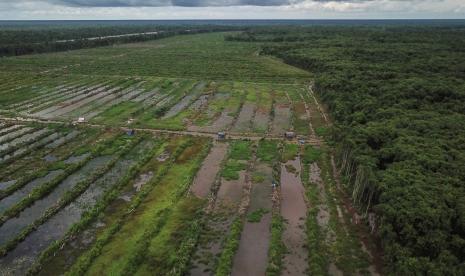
top-left (215, 217), bottom-right (244, 276)
top-left (247, 208), bottom-right (269, 223)
top-left (0, 33), bottom-right (310, 83)
top-left (257, 140), bottom-right (278, 164)
top-left (303, 145), bottom-right (322, 164)
top-left (221, 160), bottom-right (247, 180)
top-left (266, 215), bottom-right (286, 276)
top-left (229, 140), bottom-right (253, 160)
top-left (282, 143), bottom-right (299, 162)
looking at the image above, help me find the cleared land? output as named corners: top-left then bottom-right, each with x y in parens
top-left (0, 31), bottom-right (381, 276)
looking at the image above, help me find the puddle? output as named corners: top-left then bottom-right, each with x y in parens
top-left (64, 153), bottom-right (91, 164)
top-left (217, 171), bottom-right (247, 207)
top-left (231, 163), bottom-right (273, 276)
top-left (280, 158), bottom-right (308, 275)
top-left (43, 154), bottom-right (58, 162)
top-left (0, 170), bottom-right (63, 214)
top-left (190, 143), bottom-right (228, 198)
top-left (0, 180), bottom-right (17, 191)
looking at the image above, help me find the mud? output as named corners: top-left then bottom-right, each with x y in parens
top-left (231, 103), bottom-right (255, 133)
top-left (252, 108), bottom-right (269, 134)
top-left (271, 104), bottom-right (291, 135)
top-left (190, 142), bottom-right (228, 198)
top-left (280, 157), bottom-right (308, 275)
top-left (217, 171), bottom-right (247, 207)
top-left (133, 172), bottom-right (153, 192)
top-left (189, 95), bottom-right (209, 111)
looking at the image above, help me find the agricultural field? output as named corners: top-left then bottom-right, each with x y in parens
top-left (0, 30), bottom-right (381, 276)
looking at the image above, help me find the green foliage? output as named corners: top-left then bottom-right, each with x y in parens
top-left (229, 140), bottom-right (253, 160)
top-left (257, 140), bottom-right (278, 164)
top-left (266, 215), bottom-right (286, 276)
top-left (282, 143), bottom-right (299, 162)
top-left (215, 217), bottom-right (244, 276)
top-left (247, 208), bottom-right (269, 223)
top-left (302, 145), bottom-right (322, 164)
top-left (221, 160), bottom-right (247, 180)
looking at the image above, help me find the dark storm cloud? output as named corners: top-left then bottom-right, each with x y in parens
top-left (50, 0), bottom-right (301, 7)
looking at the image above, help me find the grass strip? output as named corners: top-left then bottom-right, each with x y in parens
top-left (266, 215), bottom-right (286, 276)
top-left (215, 217), bottom-right (244, 276)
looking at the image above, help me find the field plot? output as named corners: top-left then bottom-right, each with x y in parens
top-left (0, 31), bottom-right (382, 276)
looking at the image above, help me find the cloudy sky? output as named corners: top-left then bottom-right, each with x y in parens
top-left (1, 0), bottom-right (464, 20)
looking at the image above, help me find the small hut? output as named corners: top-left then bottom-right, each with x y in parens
top-left (126, 129), bottom-right (135, 136)
top-left (217, 131), bottom-right (226, 140)
top-left (284, 131), bottom-right (295, 139)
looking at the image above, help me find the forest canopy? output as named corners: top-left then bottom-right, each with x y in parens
top-left (226, 25), bottom-right (465, 274)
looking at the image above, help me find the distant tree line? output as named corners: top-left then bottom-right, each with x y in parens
top-left (227, 25), bottom-right (465, 274)
top-left (0, 25), bottom-right (240, 57)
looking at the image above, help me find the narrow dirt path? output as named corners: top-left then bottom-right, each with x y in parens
top-left (280, 157), bottom-right (308, 275)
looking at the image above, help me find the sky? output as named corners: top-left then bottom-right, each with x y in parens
top-left (0, 0), bottom-right (464, 20)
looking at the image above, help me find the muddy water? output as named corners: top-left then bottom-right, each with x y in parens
top-left (231, 103), bottom-right (255, 133)
top-left (271, 104), bottom-right (291, 135)
top-left (280, 157), bottom-right (308, 275)
top-left (0, 170), bottom-right (63, 214)
top-left (190, 142), bottom-right (228, 198)
top-left (217, 171), bottom-right (247, 206)
top-left (0, 141), bottom-right (154, 275)
top-left (231, 163), bottom-right (273, 276)
top-left (189, 163), bottom-right (247, 276)
top-left (0, 156), bottom-right (111, 247)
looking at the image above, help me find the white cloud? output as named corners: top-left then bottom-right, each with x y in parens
top-left (0, 0), bottom-right (464, 19)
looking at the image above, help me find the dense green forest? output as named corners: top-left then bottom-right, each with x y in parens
top-left (0, 24), bottom-right (238, 56)
top-left (227, 25), bottom-right (465, 274)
